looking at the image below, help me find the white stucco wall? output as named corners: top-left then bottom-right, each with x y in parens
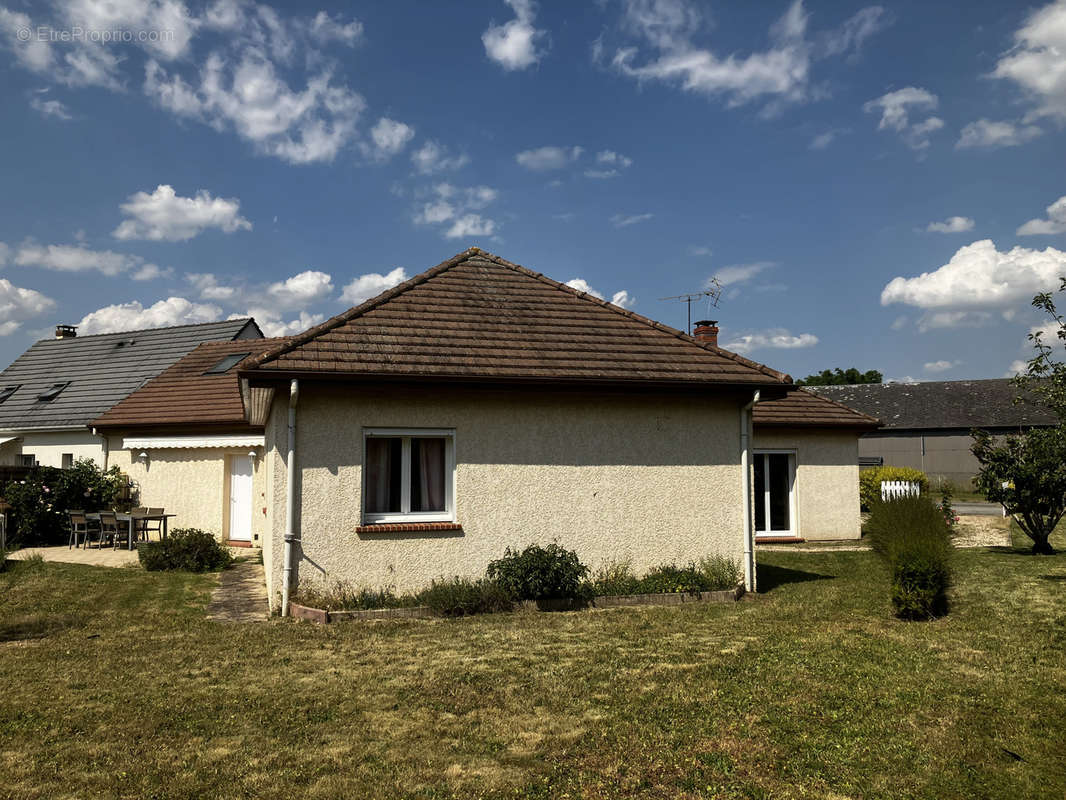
top-left (753, 428), bottom-right (862, 541)
top-left (8, 430), bottom-right (107, 468)
top-left (264, 385), bottom-right (748, 603)
top-left (110, 442), bottom-right (268, 543)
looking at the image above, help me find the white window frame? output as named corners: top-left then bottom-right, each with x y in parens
top-left (361, 428), bottom-right (456, 524)
top-left (753, 449), bottom-right (798, 538)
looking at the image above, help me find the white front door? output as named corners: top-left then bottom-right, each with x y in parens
top-left (228, 454), bottom-right (253, 542)
top-left (753, 451), bottom-right (797, 538)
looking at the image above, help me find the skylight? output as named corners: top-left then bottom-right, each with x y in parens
top-left (204, 352), bottom-right (251, 375)
top-left (37, 382), bottom-right (70, 402)
top-left (0, 385), bottom-right (19, 404)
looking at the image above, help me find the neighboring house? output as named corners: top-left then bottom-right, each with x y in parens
top-left (210, 248), bottom-right (876, 608)
top-left (92, 338), bottom-right (286, 546)
top-left (811, 380), bottom-right (1057, 486)
top-left (0, 319), bottom-right (262, 469)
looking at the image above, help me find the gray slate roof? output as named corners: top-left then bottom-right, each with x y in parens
top-left (811, 379), bottom-right (1057, 431)
top-left (0, 319), bottom-right (262, 431)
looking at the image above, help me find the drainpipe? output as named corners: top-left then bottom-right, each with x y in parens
top-left (92, 427), bottom-right (109, 470)
top-left (281, 378), bottom-right (299, 617)
top-left (740, 391), bottom-right (760, 593)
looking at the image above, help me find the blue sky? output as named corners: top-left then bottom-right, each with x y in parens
top-left (1, 0), bottom-right (1065, 382)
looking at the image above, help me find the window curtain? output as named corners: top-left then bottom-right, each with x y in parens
top-left (414, 437), bottom-right (446, 512)
top-left (365, 438), bottom-right (395, 513)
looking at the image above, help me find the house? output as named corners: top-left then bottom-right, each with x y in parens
top-left (217, 248), bottom-right (877, 610)
top-left (811, 379), bottom-right (1056, 486)
top-left (0, 319), bottom-right (262, 469)
top-left (91, 338), bottom-right (286, 545)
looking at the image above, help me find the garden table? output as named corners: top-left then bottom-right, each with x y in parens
top-left (86, 512), bottom-right (175, 549)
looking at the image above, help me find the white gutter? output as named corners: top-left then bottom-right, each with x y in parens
top-left (281, 378), bottom-right (299, 617)
top-left (740, 390), bottom-right (760, 593)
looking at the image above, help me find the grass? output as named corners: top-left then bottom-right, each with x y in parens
top-left (2, 535), bottom-right (1065, 800)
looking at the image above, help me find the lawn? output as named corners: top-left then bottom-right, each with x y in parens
top-left (2, 533), bottom-right (1064, 800)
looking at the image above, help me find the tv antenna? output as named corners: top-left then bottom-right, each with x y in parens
top-left (659, 278), bottom-right (722, 334)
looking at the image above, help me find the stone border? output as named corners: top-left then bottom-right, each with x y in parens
top-left (289, 585), bottom-right (744, 624)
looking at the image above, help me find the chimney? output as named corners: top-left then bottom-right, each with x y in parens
top-left (55, 325), bottom-right (77, 340)
top-left (693, 320), bottom-right (719, 346)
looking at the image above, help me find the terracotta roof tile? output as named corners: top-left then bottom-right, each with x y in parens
top-left (753, 388), bottom-right (881, 429)
top-left (92, 338), bottom-right (287, 429)
top-left (245, 249), bottom-right (792, 387)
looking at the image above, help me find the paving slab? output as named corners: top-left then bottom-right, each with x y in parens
top-left (206, 559), bottom-right (270, 623)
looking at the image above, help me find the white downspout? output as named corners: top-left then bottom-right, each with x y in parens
top-left (740, 390), bottom-right (760, 593)
top-left (281, 378), bottom-right (299, 617)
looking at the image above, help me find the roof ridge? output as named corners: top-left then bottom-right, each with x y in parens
top-left (473, 249), bottom-right (791, 384)
top-left (246, 250), bottom-right (480, 369)
top-left (248, 247), bottom-right (789, 384)
top-left (33, 317), bottom-right (255, 343)
top-left (795, 387), bottom-right (880, 424)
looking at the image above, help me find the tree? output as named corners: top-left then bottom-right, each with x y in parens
top-left (972, 278), bottom-right (1066, 555)
top-left (797, 367), bottom-right (883, 386)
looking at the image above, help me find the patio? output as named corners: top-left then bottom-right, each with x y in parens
top-left (8, 545), bottom-right (140, 568)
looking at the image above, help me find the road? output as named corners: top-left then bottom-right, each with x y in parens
top-left (955, 501), bottom-right (1003, 516)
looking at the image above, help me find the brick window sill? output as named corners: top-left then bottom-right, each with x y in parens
top-left (355, 522), bottom-right (463, 534)
top-left (755, 536), bottom-right (805, 544)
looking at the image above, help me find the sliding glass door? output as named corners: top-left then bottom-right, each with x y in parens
top-left (753, 451), bottom-right (796, 537)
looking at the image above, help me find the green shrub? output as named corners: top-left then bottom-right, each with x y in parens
top-left (637, 563), bottom-right (708, 594)
top-left (138, 528), bottom-right (233, 573)
top-left (866, 495), bottom-right (953, 620)
top-left (697, 554), bottom-right (743, 590)
top-left (291, 580), bottom-right (415, 611)
top-left (486, 543), bottom-right (591, 601)
top-left (591, 558), bottom-right (641, 596)
top-left (2, 459), bottom-right (126, 547)
top-left (417, 577), bottom-right (513, 617)
top-left (859, 466), bottom-right (929, 511)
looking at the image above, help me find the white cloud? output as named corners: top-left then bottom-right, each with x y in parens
top-left (144, 49), bottom-right (366, 164)
top-left (410, 140), bottom-right (469, 174)
top-left (13, 242), bottom-right (164, 277)
top-left (923, 359), bottom-right (958, 373)
top-left (1018, 195), bottom-right (1066, 236)
top-left (609, 0), bottom-right (815, 110)
top-left (130, 263), bottom-right (173, 281)
top-left (77, 296), bottom-right (223, 335)
top-left (1005, 359), bottom-right (1029, 377)
top-left (308, 10), bottom-right (363, 46)
top-left (362, 117), bottom-right (414, 162)
top-left (991, 0), bottom-right (1066, 123)
top-left (482, 0), bottom-right (548, 71)
top-left (29, 95), bottom-right (73, 120)
top-left (818, 5), bottom-right (890, 58)
top-left (688, 245), bottom-right (712, 257)
top-left (585, 150), bottom-right (633, 178)
top-left (237, 308), bottom-right (324, 337)
top-left (881, 240), bottom-right (1066, 317)
top-left (515, 145), bottom-right (583, 170)
top-left (186, 272), bottom-right (238, 301)
top-left (724, 328), bottom-right (819, 354)
top-left (715, 261), bottom-right (775, 285)
top-left (412, 183), bottom-right (500, 239)
top-left (265, 269), bottom-right (333, 309)
top-left (956, 118), bottom-right (1043, 150)
top-left (339, 267), bottom-right (408, 306)
top-left (112, 184), bottom-right (251, 241)
top-left (926, 216), bottom-right (975, 234)
top-left (564, 279), bottom-right (635, 308)
top-left (610, 212), bottom-right (653, 227)
top-left (863, 87), bottom-right (944, 150)
top-left (0, 278), bottom-right (55, 336)
top-left (809, 128), bottom-right (849, 149)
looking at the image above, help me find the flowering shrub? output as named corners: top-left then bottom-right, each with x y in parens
top-left (1, 459), bottom-right (125, 547)
top-left (938, 482), bottom-right (960, 529)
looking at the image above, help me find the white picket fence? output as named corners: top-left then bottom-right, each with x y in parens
top-left (881, 480), bottom-right (920, 501)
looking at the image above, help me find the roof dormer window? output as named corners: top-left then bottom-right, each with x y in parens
top-left (37, 382), bottom-right (70, 402)
top-left (0, 385), bottom-right (19, 404)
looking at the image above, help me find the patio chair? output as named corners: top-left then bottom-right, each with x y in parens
top-left (142, 508), bottom-right (164, 541)
top-left (130, 506), bottom-right (148, 542)
top-left (67, 511), bottom-right (90, 549)
top-left (98, 511), bottom-right (121, 549)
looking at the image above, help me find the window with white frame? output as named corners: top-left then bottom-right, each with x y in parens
top-left (362, 429), bottom-right (455, 523)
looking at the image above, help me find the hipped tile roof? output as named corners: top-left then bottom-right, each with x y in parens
top-left (245, 248), bottom-right (791, 387)
top-left (753, 388), bottom-right (880, 429)
top-left (93, 338), bottom-right (287, 430)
